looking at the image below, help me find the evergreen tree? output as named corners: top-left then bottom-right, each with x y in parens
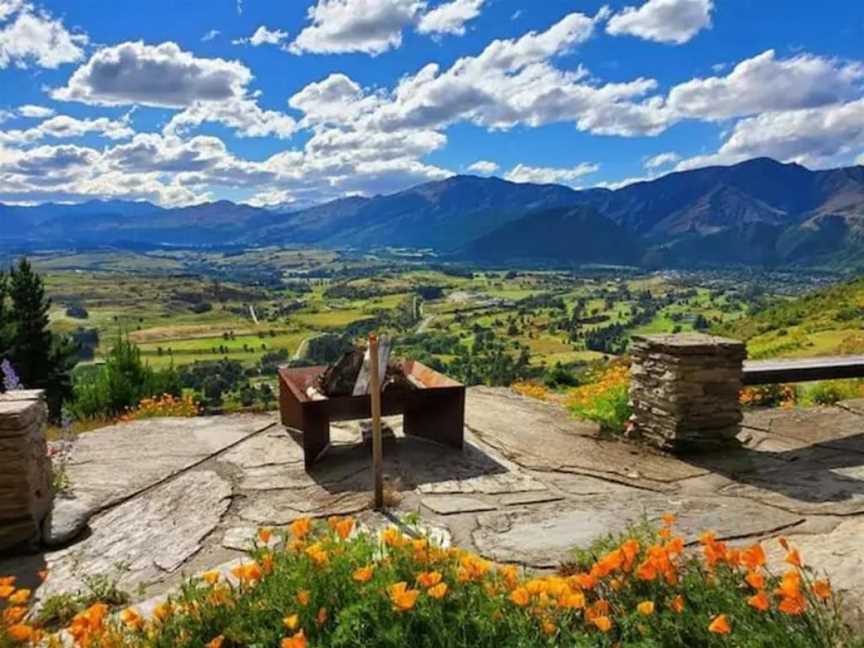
top-left (0, 272), bottom-right (12, 354)
top-left (8, 258), bottom-right (77, 416)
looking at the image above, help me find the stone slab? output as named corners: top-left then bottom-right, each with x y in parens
top-left (421, 496), bottom-right (496, 515)
top-left (0, 398), bottom-right (45, 433)
top-left (722, 461), bottom-right (864, 516)
top-left (42, 497), bottom-right (93, 547)
top-left (219, 428), bottom-right (304, 468)
top-left (500, 492), bottom-right (565, 507)
top-left (473, 494), bottom-right (801, 568)
top-left (750, 407), bottom-right (864, 455)
top-left (38, 471), bottom-right (231, 598)
top-left (238, 488), bottom-right (369, 524)
top-left (465, 387), bottom-right (706, 487)
top-left (64, 414), bottom-right (274, 511)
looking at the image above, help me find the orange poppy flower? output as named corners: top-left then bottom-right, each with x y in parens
top-left (353, 566), bottom-right (374, 583)
top-left (784, 549), bottom-right (802, 567)
top-left (305, 543), bottom-right (329, 566)
top-left (2, 606), bottom-right (27, 625)
top-left (290, 517), bottom-right (312, 540)
top-left (120, 608), bottom-right (143, 630)
top-left (636, 560), bottom-right (657, 581)
top-left (778, 594), bottom-right (807, 615)
top-left (558, 592), bottom-right (586, 609)
top-left (281, 630), bottom-right (306, 648)
top-left (740, 544), bottom-right (766, 571)
top-left (708, 614), bottom-right (731, 634)
top-left (389, 582), bottom-right (419, 612)
top-left (428, 583), bottom-right (448, 599)
top-left (297, 590), bottom-right (310, 606)
top-left (417, 571), bottom-right (443, 588)
top-left (8, 589), bottom-right (30, 605)
top-left (745, 571), bottom-right (765, 590)
top-left (334, 517), bottom-right (354, 540)
top-left (776, 570), bottom-right (802, 599)
top-left (201, 570), bottom-right (221, 585)
top-left (592, 616), bottom-right (613, 632)
top-left (205, 637), bottom-right (225, 648)
top-left (283, 613), bottom-right (300, 631)
top-left (258, 528), bottom-right (273, 544)
top-left (7, 625), bottom-right (33, 642)
top-left (812, 580), bottom-right (832, 600)
top-left (637, 601), bottom-right (655, 616)
top-left (670, 594), bottom-right (685, 614)
top-left (510, 587), bottom-right (530, 607)
top-left (316, 607), bottom-right (328, 626)
top-left (747, 591), bottom-right (770, 612)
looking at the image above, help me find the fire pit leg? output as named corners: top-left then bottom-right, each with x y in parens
top-left (404, 389), bottom-right (465, 449)
top-left (302, 411), bottom-right (331, 468)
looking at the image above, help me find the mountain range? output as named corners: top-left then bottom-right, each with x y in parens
top-left (3, 157), bottom-right (864, 268)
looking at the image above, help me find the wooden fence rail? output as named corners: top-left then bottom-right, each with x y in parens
top-left (742, 355), bottom-right (864, 385)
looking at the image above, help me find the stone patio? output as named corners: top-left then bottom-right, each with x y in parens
top-left (3, 387), bottom-right (864, 625)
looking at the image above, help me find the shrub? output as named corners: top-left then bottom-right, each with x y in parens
top-left (65, 305), bottom-right (90, 319)
top-left (71, 334), bottom-right (182, 420)
top-left (119, 394), bottom-right (200, 421)
top-left (0, 517), bottom-right (859, 647)
top-left (511, 382), bottom-right (550, 401)
top-left (565, 363), bottom-right (632, 434)
top-left (739, 384), bottom-right (797, 408)
top-left (800, 379), bottom-right (864, 407)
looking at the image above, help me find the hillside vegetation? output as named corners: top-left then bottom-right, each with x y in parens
top-left (716, 277), bottom-right (864, 359)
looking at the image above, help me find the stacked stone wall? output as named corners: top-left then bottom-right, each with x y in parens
top-left (630, 334), bottom-right (746, 451)
top-left (0, 389), bottom-right (52, 551)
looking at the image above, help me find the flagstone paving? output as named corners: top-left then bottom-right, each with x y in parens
top-left (3, 388), bottom-right (864, 625)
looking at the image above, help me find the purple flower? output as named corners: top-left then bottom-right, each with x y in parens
top-left (1, 359), bottom-right (22, 391)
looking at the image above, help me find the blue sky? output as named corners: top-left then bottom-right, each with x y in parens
top-left (0, 0), bottom-right (863, 207)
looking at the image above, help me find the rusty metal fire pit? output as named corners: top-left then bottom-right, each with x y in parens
top-left (278, 360), bottom-right (465, 467)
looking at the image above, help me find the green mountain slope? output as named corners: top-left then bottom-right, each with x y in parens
top-left (716, 278), bottom-right (864, 359)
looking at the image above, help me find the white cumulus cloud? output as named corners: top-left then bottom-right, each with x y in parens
top-left (643, 152), bottom-right (680, 169)
top-left (0, 1), bottom-right (88, 69)
top-left (290, 0), bottom-right (425, 55)
top-left (505, 162), bottom-right (599, 186)
top-left (467, 160), bottom-right (498, 174)
top-left (668, 50), bottom-right (864, 120)
top-left (607, 0), bottom-right (712, 45)
top-left (17, 104), bottom-right (54, 118)
top-left (52, 41), bottom-right (252, 108)
top-left (417, 0), bottom-right (486, 36)
top-left (676, 99), bottom-right (864, 171)
top-left (234, 25), bottom-right (289, 47)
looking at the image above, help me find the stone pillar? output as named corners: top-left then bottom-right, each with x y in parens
top-left (0, 389), bottom-right (52, 551)
top-left (629, 334), bottom-right (746, 451)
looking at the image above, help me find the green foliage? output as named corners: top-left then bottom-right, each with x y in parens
top-left (0, 258), bottom-right (78, 417)
top-left (566, 364), bottom-right (632, 434)
top-left (446, 327), bottom-right (532, 386)
top-left (716, 276), bottom-right (864, 359)
top-left (800, 379), bottom-right (864, 406)
top-left (543, 362), bottom-right (580, 389)
top-left (71, 333), bottom-right (181, 419)
top-left (37, 569), bottom-right (130, 630)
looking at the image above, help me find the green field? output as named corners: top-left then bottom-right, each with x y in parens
top-left (27, 247), bottom-right (851, 379)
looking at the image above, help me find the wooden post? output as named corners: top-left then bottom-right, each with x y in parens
top-left (369, 334), bottom-right (384, 510)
